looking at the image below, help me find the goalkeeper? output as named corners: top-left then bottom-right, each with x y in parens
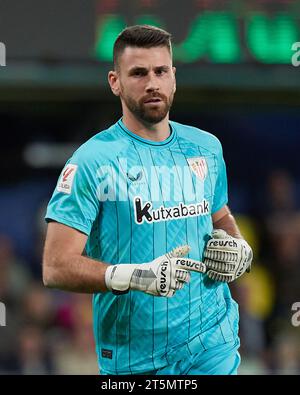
top-left (43, 25), bottom-right (252, 375)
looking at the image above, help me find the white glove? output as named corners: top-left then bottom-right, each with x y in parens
top-left (105, 245), bottom-right (206, 297)
top-left (204, 229), bottom-right (252, 283)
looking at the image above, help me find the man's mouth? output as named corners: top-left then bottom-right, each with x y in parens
top-left (144, 98), bottom-right (162, 104)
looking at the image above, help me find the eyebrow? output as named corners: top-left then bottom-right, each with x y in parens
top-left (128, 65), bottom-right (170, 75)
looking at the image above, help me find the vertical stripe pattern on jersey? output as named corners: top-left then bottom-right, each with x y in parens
top-left (132, 141), bottom-right (157, 371)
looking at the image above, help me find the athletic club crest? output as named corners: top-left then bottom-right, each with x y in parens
top-left (187, 157), bottom-right (208, 181)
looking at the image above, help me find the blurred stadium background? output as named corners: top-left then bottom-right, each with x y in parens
top-left (0, 0), bottom-right (300, 374)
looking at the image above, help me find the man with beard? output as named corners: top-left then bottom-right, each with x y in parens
top-left (43, 25), bottom-right (252, 375)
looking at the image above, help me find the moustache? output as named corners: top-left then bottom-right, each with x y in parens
top-left (142, 94), bottom-right (167, 104)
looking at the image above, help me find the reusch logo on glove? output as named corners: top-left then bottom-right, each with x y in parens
top-left (159, 261), bottom-right (168, 294)
top-left (176, 259), bottom-right (206, 273)
top-left (211, 240), bottom-right (238, 248)
top-left (134, 196), bottom-right (210, 225)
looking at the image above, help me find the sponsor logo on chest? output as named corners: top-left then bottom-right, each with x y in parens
top-left (134, 196), bottom-right (210, 225)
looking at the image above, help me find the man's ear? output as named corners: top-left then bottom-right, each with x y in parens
top-left (108, 70), bottom-right (120, 96)
top-left (172, 66), bottom-right (176, 94)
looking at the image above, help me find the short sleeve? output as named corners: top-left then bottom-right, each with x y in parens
top-left (45, 153), bottom-right (100, 235)
top-left (212, 140), bottom-right (228, 214)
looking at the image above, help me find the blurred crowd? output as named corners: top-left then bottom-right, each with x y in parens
top-left (0, 232), bottom-right (98, 374)
top-left (232, 169), bottom-right (300, 374)
top-left (0, 169), bottom-right (299, 375)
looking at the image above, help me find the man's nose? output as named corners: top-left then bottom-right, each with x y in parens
top-left (145, 72), bottom-right (159, 92)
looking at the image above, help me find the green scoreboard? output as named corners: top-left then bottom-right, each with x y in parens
top-left (95, 0), bottom-right (300, 64)
top-left (0, 0), bottom-right (299, 65)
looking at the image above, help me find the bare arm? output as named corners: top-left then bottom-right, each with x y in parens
top-left (43, 222), bottom-right (109, 293)
top-left (211, 205), bottom-right (242, 239)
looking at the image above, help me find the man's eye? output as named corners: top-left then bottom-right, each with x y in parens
top-left (133, 71), bottom-right (144, 77)
top-left (156, 69), bottom-right (167, 75)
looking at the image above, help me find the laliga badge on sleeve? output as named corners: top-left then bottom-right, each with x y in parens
top-left (57, 164), bottom-right (78, 194)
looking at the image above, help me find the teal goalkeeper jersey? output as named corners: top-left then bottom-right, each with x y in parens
top-left (45, 119), bottom-right (239, 374)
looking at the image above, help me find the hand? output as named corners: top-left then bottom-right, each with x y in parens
top-left (204, 229), bottom-right (253, 283)
top-left (105, 245), bottom-right (206, 297)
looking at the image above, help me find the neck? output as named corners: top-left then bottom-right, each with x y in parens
top-left (122, 111), bottom-right (170, 142)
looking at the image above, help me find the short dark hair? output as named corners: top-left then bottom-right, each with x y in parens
top-left (113, 25), bottom-right (172, 70)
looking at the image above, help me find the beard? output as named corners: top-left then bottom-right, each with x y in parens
top-left (120, 89), bottom-right (174, 125)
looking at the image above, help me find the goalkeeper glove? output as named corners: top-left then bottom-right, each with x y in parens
top-left (204, 229), bottom-right (253, 283)
top-left (105, 245), bottom-right (206, 297)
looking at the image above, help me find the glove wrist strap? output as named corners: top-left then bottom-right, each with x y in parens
top-left (105, 264), bottom-right (135, 294)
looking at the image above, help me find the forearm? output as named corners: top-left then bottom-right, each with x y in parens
top-left (43, 253), bottom-right (110, 293)
top-left (213, 212), bottom-right (242, 239)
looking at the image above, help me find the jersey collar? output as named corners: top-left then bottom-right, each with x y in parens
top-left (117, 118), bottom-right (177, 149)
